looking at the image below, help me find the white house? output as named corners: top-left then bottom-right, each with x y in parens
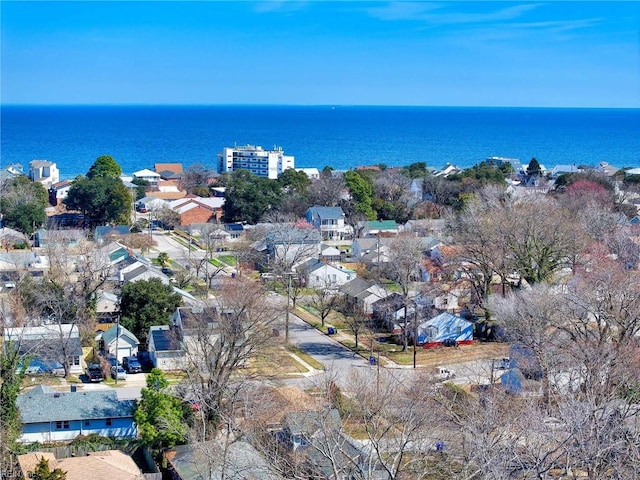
top-left (132, 168), bottom-right (161, 186)
top-left (298, 260), bottom-right (356, 289)
top-left (29, 160), bottom-right (59, 188)
top-left (147, 325), bottom-right (185, 371)
top-left (296, 167), bottom-right (320, 180)
top-left (16, 386), bottom-right (136, 443)
top-left (97, 324), bottom-right (139, 362)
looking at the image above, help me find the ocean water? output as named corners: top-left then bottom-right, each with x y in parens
top-left (1, 105), bottom-right (639, 179)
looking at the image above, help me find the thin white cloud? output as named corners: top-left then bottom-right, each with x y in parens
top-left (367, 2), bottom-right (542, 24)
top-left (253, 1), bottom-right (309, 14)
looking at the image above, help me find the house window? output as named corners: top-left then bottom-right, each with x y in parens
top-left (106, 418), bottom-right (113, 427)
top-left (72, 356), bottom-right (80, 366)
top-left (55, 421), bottom-right (70, 429)
top-left (456, 326), bottom-right (462, 334)
top-left (84, 420), bottom-right (91, 427)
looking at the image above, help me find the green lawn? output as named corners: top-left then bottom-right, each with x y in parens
top-left (209, 258), bottom-right (225, 268)
top-left (218, 255), bottom-right (237, 266)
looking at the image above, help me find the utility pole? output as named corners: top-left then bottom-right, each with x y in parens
top-left (114, 318), bottom-right (120, 385)
top-left (413, 304), bottom-right (418, 369)
top-left (285, 272), bottom-right (292, 343)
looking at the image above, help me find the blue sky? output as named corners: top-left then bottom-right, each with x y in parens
top-left (1, 1), bottom-right (639, 107)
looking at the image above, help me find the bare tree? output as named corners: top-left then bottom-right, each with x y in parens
top-left (383, 234), bottom-right (425, 352)
top-left (307, 172), bottom-right (346, 207)
top-left (179, 278), bottom-right (279, 439)
top-left (309, 286), bottom-right (338, 328)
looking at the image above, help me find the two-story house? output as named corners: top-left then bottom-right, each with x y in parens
top-left (305, 206), bottom-right (351, 240)
top-left (29, 160), bottom-right (59, 188)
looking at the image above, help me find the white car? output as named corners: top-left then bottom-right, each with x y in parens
top-left (111, 365), bottom-right (127, 380)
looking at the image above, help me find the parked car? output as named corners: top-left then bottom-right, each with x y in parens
top-left (86, 363), bottom-right (105, 382)
top-left (122, 356), bottom-right (142, 374)
top-left (161, 267), bottom-right (174, 277)
top-left (111, 365), bottom-right (127, 380)
top-left (434, 367), bottom-right (455, 380)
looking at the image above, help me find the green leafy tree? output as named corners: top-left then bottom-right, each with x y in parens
top-left (402, 161), bottom-right (428, 179)
top-left (86, 155), bottom-right (123, 179)
top-left (131, 178), bottom-right (150, 201)
top-left (157, 252), bottom-right (170, 268)
top-left (222, 170), bottom-right (282, 224)
top-left (120, 278), bottom-right (182, 342)
top-left (1, 343), bottom-right (29, 467)
top-left (134, 369), bottom-right (188, 450)
top-left (64, 176), bottom-right (132, 227)
top-left (278, 168), bottom-right (310, 194)
top-left (30, 458), bottom-right (67, 480)
top-left (344, 170), bottom-right (376, 220)
top-left (527, 157), bottom-right (542, 177)
top-left (0, 176), bottom-right (48, 235)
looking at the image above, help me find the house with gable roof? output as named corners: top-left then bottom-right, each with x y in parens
top-left (97, 324), bottom-right (139, 363)
top-left (17, 450), bottom-right (145, 480)
top-left (16, 385), bottom-right (137, 443)
top-left (132, 168), bottom-right (161, 186)
top-left (297, 259), bottom-right (356, 289)
top-left (305, 206), bottom-right (351, 240)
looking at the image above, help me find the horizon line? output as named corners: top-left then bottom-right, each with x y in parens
top-left (2, 103), bottom-right (639, 110)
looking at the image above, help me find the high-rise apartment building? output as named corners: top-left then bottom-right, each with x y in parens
top-left (218, 145), bottom-right (295, 179)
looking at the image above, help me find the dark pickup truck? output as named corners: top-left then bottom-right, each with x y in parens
top-left (86, 363), bottom-right (104, 382)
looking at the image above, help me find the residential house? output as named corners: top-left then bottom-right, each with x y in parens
top-left (362, 220), bottom-right (399, 237)
top-left (4, 324), bottom-right (83, 376)
top-left (276, 409), bottom-right (385, 480)
top-left (16, 385), bottom-right (137, 443)
top-left (414, 312), bottom-right (473, 347)
top-left (148, 306), bottom-right (219, 371)
top-left (351, 237), bottom-right (390, 259)
top-left (165, 440), bottom-right (279, 480)
top-left (96, 290), bottom-right (120, 325)
top-left (48, 179), bottom-right (73, 205)
top-left (305, 206), bottom-right (351, 240)
top-left (372, 293), bottom-right (415, 332)
top-left (17, 450), bottom-right (145, 480)
top-left (0, 226), bottom-right (26, 249)
top-left (95, 225), bottom-right (131, 244)
top-left (297, 259), bottom-right (356, 289)
top-left (136, 196), bottom-right (169, 212)
top-left (168, 196), bottom-right (225, 225)
top-left (433, 163), bottom-right (463, 178)
top-left (147, 325), bottom-right (184, 371)
top-left (295, 167), bottom-right (320, 180)
top-left (265, 226), bottom-right (322, 271)
top-left (225, 223), bottom-right (244, 240)
top-left (119, 260), bottom-right (171, 285)
top-left (155, 162), bottom-right (184, 180)
top-left (320, 244), bottom-right (342, 262)
top-left (29, 160), bottom-right (59, 188)
top-left (97, 324), bottom-right (139, 362)
top-left (132, 168), bottom-right (161, 186)
top-left (34, 229), bottom-right (85, 248)
top-left (339, 278), bottom-right (390, 315)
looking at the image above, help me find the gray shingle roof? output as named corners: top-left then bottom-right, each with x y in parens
top-left (101, 324), bottom-right (139, 347)
top-left (18, 388), bottom-right (135, 424)
top-left (306, 206), bottom-right (345, 220)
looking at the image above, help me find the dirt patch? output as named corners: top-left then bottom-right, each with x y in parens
top-left (388, 342), bottom-right (510, 368)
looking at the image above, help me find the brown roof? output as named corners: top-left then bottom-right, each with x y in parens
top-left (18, 451), bottom-right (143, 480)
top-left (148, 191), bottom-right (187, 200)
top-left (154, 163), bottom-right (184, 174)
